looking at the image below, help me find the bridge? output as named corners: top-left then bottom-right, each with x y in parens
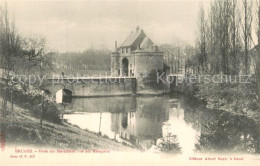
top-left (43, 74), bottom-right (171, 98)
top-left (43, 76), bottom-right (137, 97)
top-left (0, 69), bottom-right (171, 98)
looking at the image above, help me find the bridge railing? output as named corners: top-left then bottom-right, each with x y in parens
top-left (45, 76), bottom-right (137, 80)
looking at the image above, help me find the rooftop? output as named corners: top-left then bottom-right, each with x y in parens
top-left (121, 26), bottom-right (148, 47)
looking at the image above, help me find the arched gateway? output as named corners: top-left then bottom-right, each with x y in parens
top-left (122, 58), bottom-right (129, 77)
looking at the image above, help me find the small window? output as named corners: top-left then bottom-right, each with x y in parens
top-left (130, 69), bottom-right (134, 77)
top-left (118, 69), bottom-right (120, 76)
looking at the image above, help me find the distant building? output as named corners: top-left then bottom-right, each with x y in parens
top-left (111, 26), bottom-right (165, 77)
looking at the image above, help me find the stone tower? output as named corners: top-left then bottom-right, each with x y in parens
top-left (111, 26), bottom-right (164, 78)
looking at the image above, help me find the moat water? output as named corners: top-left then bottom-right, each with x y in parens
top-left (62, 95), bottom-right (259, 154)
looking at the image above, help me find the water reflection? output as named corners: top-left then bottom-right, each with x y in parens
top-left (161, 103), bottom-right (200, 154)
top-left (63, 95), bottom-right (259, 154)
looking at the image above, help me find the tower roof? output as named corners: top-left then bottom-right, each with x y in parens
top-left (121, 26), bottom-right (147, 47)
top-left (140, 37), bottom-right (154, 49)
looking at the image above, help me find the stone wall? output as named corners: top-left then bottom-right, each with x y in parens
top-left (44, 75), bottom-right (170, 97)
top-left (111, 51), bottom-right (164, 78)
top-left (111, 53), bottom-right (119, 76)
top-left (134, 52), bottom-right (164, 77)
top-left (44, 78), bottom-right (136, 97)
top-left (111, 53), bottom-right (135, 77)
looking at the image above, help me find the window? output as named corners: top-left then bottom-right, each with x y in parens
top-left (118, 69), bottom-right (120, 76)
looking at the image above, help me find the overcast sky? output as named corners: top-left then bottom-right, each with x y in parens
top-left (6, 0), bottom-right (212, 52)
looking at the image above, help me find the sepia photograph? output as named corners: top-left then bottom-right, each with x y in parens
top-left (0, 0), bottom-right (260, 165)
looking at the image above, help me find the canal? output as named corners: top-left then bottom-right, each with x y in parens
top-left (62, 95), bottom-right (259, 154)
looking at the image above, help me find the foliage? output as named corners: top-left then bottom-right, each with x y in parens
top-left (190, 0), bottom-right (259, 122)
top-left (13, 38), bottom-right (54, 74)
top-left (195, 76), bottom-right (259, 121)
top-left (160, 44), bottom-right (194, 74)
top-left (195, 111), bottom-right (259, 153)
top-left (53, 48), bottom-right (111, 71)
top-left (0, 80), bottom-right (61, 124)
top-left (0, 3), bottom-right (55, 117)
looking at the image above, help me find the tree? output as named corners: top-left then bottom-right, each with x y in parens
top-left (207, 1), bottom-right (221, 74)
top-left (229, 0), bottom-right (242, 74)
top-left (197, 5), bottom-right (207, 73)
top-left (195, 0), bottom-right (258, 123)
top-left (0, 3), bottom-right (21, 115)
top-left (183, 45), bottom-right (196, 74)
top-left (219, 0), bottom-right (233, 74)
top-left (53, 48), bottom-right (111, 72)
top-left (257, 0), bottom-right (260, 106)
top-left (241, 0), bottom-right (253, 74)
top-left (0, 3), bottom-right (53, 116)
top-left (15, 38), bottom-right (54, 76)
top-left (160, 44), bottom-right (187, 74)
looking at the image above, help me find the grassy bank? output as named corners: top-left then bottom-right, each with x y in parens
top-left (0, 101), bottom-right (134, 151)
top-left (172, 77), bottom-right (260, 123)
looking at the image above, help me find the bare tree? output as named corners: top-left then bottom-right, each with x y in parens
top-left (204, 0), bottom-right (234, 75)
top-left (0, 3), bottom-right (53, 117)
top-left (0, 3), bottom-right (21, 115)
top-left (257, 0), bottom-right (260, 105)
top-left (230, 0), bottom-right (242, 74)
top-left (18, 38), bottom-right (54, 75)
top-left (197, 5), bottom-right (207, 73)
top-left (207, 1), bottom-right (221, 74)
top-left (242, 0), bottom-right (253, 74)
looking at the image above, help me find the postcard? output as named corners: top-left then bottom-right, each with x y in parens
top-left (0, 0), bottom-right (260, 165)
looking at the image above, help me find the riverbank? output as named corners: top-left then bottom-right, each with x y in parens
top-left (0, 101), bottom-right (135, 151)
top-left (172, 79), bottom-right (260, 123)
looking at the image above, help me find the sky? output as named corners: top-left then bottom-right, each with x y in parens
top-left (5, 0), bottom-right (212, 52)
